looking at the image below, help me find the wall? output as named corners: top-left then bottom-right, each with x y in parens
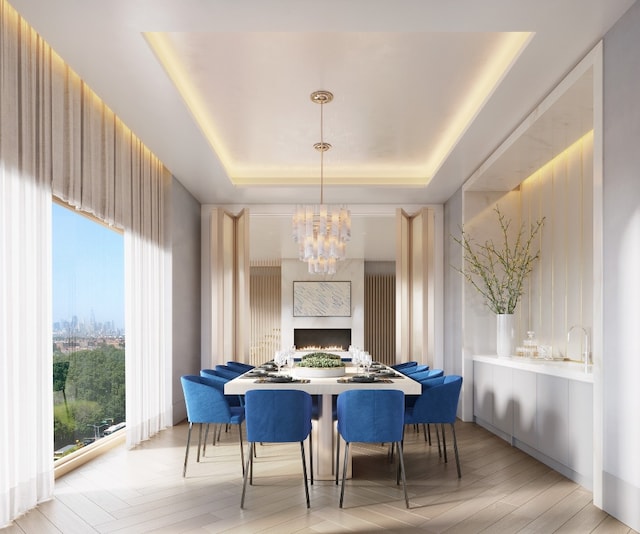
top-left (602, 1), bottom-right (640, 529)
top-left (280, 259), bottom-right (365, 350)
top-left (170, 177), bottom-right (201, 424)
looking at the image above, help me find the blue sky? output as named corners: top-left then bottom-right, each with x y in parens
top-left (52, 203), bottom-right (124, 330)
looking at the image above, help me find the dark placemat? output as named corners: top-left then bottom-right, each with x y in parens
top-left (337, 377), bottom-right (394, 384)
top-left (254, 378), bottom-right (310, 384)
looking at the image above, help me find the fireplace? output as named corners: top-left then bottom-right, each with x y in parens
top-left (294, 328), bottom-right (352, 351)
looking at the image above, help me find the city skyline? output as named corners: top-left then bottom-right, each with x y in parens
top-left (53, 203), bottom-right (124, 331)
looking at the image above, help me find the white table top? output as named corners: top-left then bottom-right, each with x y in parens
top-left (224, 364), bottom-right (422, 396)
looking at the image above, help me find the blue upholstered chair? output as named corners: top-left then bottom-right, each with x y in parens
top-left (226, 361), bottom-right (254, 374)
top-left (241, 390), bottom-right (313, 509)
top-left (408, 368), bottom-right (444, 382)
top-left (200, 369), bottom-right (243, 406)
top-left (180, 375), bottom-right (245, 477)
top-left (401, 364), bottom-right (429, 375)
top-left (336, 390), bottom-right (409, 508)
top-left (404, 375), bottom-right (463, 478)
top-left (391, 361), bottom-right (418, 371)
top-left (214, 364), bottom-right (243, 380)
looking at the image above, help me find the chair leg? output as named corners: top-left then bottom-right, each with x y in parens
top-left (335, 433), bottom-right (340, 485)
top-left (300, 442), bottom-right (310, 508)
top-left (309, 430), bottom-right (314, 485)
top-left (196, 423), bottom-right (203, 463)
top-left (441, 423), bottom-right (448, 463)
top-left (450, 423), bottom-right (461, 478)
top-left (238, 423), bottom-right (245, 476)
top-left (424, 423), bottom-right (432, 445)
top-left (396, 440), bottom-right (409, 508)
top-left (339, 442), bottom-right (350, 508)
top-left (203, 424), bottom-right (210, 456)
top-left (435, 424), bottom-right (442, 458)
top-left (241, 442), bottom-right (254, 508)
top-left (183, 422), bottom-right (193, 477)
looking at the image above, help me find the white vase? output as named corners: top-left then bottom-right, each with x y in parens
top-left (496, 314), bottom-right (515, 358)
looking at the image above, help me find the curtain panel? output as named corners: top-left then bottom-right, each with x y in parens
top-left (1, 3), bottom-right (55, 526)
top-left (1, 0), bottom-right (171, 525)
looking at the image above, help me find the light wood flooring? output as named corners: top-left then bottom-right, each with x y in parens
top-left (3, 421), bottom-right (636, 533)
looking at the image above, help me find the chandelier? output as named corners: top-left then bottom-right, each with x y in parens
top-left (292, 90), bottom-right (351, 275)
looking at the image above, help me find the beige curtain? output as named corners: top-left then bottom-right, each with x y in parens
top-left (1, 3), bottom-right (55, 526)
top-left (1, 1), bottom-right (171, 525)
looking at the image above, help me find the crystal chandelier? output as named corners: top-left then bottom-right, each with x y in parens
top-left (292, 90), bottom-right (351, 275)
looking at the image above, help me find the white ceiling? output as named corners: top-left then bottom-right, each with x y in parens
top-left (8, 0), bottom-right (636, 261)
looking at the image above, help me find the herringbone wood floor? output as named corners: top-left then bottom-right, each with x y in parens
top-left (3, 421), bottom-right (636, 533)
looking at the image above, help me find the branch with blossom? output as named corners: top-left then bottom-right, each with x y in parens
top-left (452, 207), bottom-right (544, 314)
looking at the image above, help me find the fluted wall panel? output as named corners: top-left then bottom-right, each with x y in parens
top-left (249, 264), bottom-right (281, 365)
top-left (365, 274), bottom-right (396, 365)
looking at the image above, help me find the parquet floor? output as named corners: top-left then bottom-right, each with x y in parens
top-left (3, 421), bottom-right (636, 533)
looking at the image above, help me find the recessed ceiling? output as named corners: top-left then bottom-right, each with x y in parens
top-left (9, 0), bottom-right (635, 207)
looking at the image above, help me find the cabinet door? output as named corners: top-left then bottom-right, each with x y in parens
top-left (536, 374), bottom-right (569, 464)
top-left (568, 380), bottom-right (593, 482)
top-left (493, 365), bottom-right (513, 435)
top-left (473, 361), bottom-right (493, 424)
top-left (513, 369), bottom-right (537, 445)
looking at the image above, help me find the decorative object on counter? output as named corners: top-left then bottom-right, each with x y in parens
top-left (452, 206), bottom-right (544, 357)
top-left (496, 314), bottom-right (515, 358)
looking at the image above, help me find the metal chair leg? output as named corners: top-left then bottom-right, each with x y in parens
top-left (451, 423), bottom-right (461, 478)
top-left (435, 424), bottom-right (442, 458)
top-left (241, 442), bottom-right (254, 508)
top-left (396, 440), bottom-right (409, 508)
top-left (309, 430), bottom-right (314, 485)
top-left (203, 424), bottom-right (210, 456)
top-left (196, 423), bottom-right (203, 463)
top-left (300, 441), bottom-right (310, 508)
top-left (335, 433), bottom-right (340, 485)
top-left (238, 422), bottom-right (245, 476)
top-left (339, 442), bottom-right (350, 508)
top-left (183, 422), bottom-right (193, 477)
top-left (441, 423), bottom-right (448, 463)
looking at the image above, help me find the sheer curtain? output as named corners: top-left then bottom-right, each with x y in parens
top-left (0, 3), bottom-right (54, 526)
top-left (1, 1), bottom-right (171, 525)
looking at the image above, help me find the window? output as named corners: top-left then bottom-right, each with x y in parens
top-left (52, 201), bottom-right (125, 459)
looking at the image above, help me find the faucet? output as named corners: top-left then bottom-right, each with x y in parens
top-left (567, 325), bottom-right (590, 370)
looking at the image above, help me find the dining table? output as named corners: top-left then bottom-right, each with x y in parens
top-left (224, 361), bottom-right (422, 481)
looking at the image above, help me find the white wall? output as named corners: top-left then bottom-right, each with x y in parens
top-left (602, 1), bottom-right (640, 529)
top-left (280, 259), bottom-right (365, 350)
top-left (170, 178), bottom-right (201, 424)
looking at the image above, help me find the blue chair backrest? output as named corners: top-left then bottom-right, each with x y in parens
top-left (200, 369), bottom-right (229, 387)
top-left (391, 361), bottom-right (418, 371)
top-left (226, 361), bottom-right (254, 373)
top-left (402, 364), bottom-right (429, 375)
top-left (337, 390), bottom-right (405, 443)
top-left (214, 364), bottom-right (242, 379)
top-left (244, 390), bottom-right (312, 443)
top-left (180, 375), bottom-right (233, 424)
top-left (409, 369), bottom-right (444, 382)
top-left (412, 375), bottom-right (463, 424)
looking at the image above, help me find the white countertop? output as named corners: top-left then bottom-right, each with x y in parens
top-left (473, 354), bottom-right (594, 383)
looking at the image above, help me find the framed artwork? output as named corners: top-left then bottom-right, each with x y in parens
top-left (293, 281), bottom-right (351, 317)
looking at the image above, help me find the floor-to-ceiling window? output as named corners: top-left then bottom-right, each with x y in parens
top-left (52, 201), bottom-right (125, 458)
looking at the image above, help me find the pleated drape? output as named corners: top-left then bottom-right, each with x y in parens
top-left (1, 1), bottom-right (171, 525)
top-left (0, 3), bottom-right (55, 526)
